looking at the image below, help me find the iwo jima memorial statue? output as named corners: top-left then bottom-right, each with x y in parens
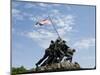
top-left (33, 16), bottom-right (81, 72)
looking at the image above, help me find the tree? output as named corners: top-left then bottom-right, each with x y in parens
top-left (11, 66), bottom-right (27, 75)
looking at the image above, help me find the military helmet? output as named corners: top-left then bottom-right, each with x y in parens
top-left (51, 40), bottom-right (54, 43)
top-left (56, 39), bottom-right (60, 42)
top-left (56, 37), bottom-right (61, 42)
top-left (73, 49), bottom-right (76, 52)
top-left (62, 40), bottom-right (66, 43)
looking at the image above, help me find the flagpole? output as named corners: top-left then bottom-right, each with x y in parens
top-left (48, 16), bottom-right (61, 38)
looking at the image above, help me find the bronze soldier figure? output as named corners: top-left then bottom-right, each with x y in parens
top-left (51, 38), bottom-right (64, 63)
top-left (65, 48), bottom-right (76, 62)
top-left (35, 40), bottom-right (55, 67)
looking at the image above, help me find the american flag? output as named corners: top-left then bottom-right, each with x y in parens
top-left (35, 19), bottom-right (51, 26)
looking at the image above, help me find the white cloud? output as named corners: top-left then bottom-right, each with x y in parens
top-left (27, 30), bottom-right (55, 39)
top-left (37, 3), bottom-right (49, 7)
top-left (50, 14), bottom-right (75, 36)
top-left (37, 3), bottom-right (61, 8)
top-left (12, 9), bottom-right (24, 20)
top-left (49, 9), bottom-right (75, 28)
top-left (24, 3), bottom-right (36, 8)
top-left (25, 27), bottom-right (70, 48)
top-left (73, 38), bottom-right (95, 49)
top-left (26, 30), bottom-right (56, 48)
top-left (12, 8), bottom-right (33, 21)
top-left (50, 9), bottom-right (61, 15)
top-left (12, 9), bottom-right (20, 14)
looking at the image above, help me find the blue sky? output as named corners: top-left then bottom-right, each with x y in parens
top-left (12, 1), bottom-right (96, 69)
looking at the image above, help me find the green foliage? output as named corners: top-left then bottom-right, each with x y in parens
top-left (11, 66), bottom-right (27, 75)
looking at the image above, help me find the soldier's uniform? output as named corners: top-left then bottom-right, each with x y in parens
top-left (65, 48), bottom-right (76, 62)
top-left (36, 40), bottom-right (55, 67)
top-left (40, 49), bottom-right (54, 66)
top-left (61, 40), bottom-right (69, 53)
top-left (54, 40), bottom-right (69, 62)
top-left (52, 39), bottom-right (64, 63)
top-left (40, 41), bottom-right (55, 66)
top-left (35, 48), bottom-right (50, 67)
